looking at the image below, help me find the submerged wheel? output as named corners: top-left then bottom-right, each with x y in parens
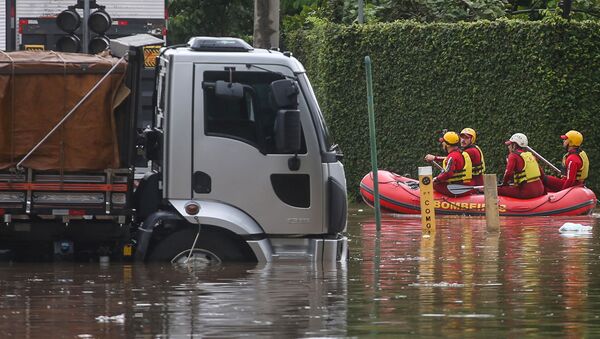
top-left (147, 227), bottom-right (256, 266)
top-left (170, 247), bottom-right (221, 266)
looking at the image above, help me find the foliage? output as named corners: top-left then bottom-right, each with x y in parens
top-left (507, 0), bottom-right (600, 21)
top-left (281, 0), bottom-right (600, 30)
top-left (285, 19), bottom-right (600, 200)
top-left (167, 0), bottom-right (253, 44)
top-left (376, 0), bottom-right (507, 22)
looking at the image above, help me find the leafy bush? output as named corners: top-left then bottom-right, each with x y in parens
top-left (285, 19), bottom-right (600, 200)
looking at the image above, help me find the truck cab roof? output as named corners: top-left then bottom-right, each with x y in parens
top-left (163, 37), bottom-right (306, 74)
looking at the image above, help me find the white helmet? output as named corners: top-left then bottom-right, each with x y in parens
top-left (505, 133), bottom-right (528, 147)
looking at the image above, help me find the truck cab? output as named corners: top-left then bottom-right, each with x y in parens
top-left (128, 37), bottom-right (348, 264)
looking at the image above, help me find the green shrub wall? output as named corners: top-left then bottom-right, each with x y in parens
top-left (285, 20), bottom-right (600, 200)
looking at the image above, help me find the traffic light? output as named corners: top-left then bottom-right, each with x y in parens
top-left (88, 8), bottom-right (111, 54)
top-left (56, 7), bottom-right (81, 52)
top-left (55, 1), bottom-right (112, 54)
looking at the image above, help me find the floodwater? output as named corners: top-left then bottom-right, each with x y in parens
top-left (0, 206), bottom-right (599, 338)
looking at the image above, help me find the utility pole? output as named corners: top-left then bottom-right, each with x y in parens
top-left (358, 0), bottom-right (364, 24)
top-left (253, 0), bottom-right (279, 49)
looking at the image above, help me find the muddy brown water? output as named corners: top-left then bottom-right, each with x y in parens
top-left (1, 206), bottom-right (599, 337)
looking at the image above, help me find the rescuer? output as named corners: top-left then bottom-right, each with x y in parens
top-left (543, 130), bottom-right (589, 192)
top-left (498, 133), bottom-right (545, 199)
top-left (425, 131), bottom-right (474, 197)
top-left (459, 128), bottom-right (485, 186)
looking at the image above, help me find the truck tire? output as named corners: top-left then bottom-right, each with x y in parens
top-left (147, 227), bottom-right (255, 265)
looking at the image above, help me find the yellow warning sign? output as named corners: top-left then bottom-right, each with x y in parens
top-left (122, 244), bottom-right (133, 257)
top-left (418, 166), bottom-right (436, 236)
top-left (24, 44), bottom-right (45, 51)
top-left (143, 45), bottom-right (161, 68)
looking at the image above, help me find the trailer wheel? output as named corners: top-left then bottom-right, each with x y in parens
top-left (147, 227), bottom-right (255, 266)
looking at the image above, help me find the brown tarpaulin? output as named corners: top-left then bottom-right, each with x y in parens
top-left (0, 50), bottom-right (127, 171)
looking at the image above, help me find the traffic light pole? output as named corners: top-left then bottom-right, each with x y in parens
top-left (82, 0), bottom-right (90, 53)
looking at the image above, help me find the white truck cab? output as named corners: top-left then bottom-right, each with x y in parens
top-left (132, 37), bottom-right (348, 264)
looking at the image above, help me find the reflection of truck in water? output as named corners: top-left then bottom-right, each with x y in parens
top-left (0, 35), bottom-right (348, 264)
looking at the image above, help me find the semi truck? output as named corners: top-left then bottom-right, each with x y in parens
top-left (0, 34), bottom-right (348, 264)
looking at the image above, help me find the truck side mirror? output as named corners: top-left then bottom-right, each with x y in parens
top-left (271, 79), bottom-right (299, 109)
top-left (275, 109), bottom-right (301, 153)
top-left (214, 80), bottom-right (244, 99)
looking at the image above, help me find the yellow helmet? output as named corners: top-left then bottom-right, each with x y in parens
top-left (439, 131), bottom-right (460, 146)
top-left (460, 128), bottom-right (477, 143)
top-left (561, 130), bottom-right (583, 147)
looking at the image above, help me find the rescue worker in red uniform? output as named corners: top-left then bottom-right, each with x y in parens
top-left (459, 128), bottom-right (485, 186)
top-left (424, 131), bottom-right (473, 197)
top-left (498, 133), bottom-right (545, 199)
top-left (544, 130), bottom-right (589, 192)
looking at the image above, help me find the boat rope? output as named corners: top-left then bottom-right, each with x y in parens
top-left (368, 172), bottom-right (402, 184)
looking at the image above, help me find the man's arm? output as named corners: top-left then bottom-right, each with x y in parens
top-left (561, 156), bottom-right (581, 189)
top-left (502, 154), bottom-right (516, 185)
top-left (435, 157), bottom-right (453, 182)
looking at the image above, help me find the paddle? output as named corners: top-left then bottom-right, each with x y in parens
top-left (524, 146), bottom-right (562, 175)
top-left (447, 184), bottom-right (484, 195)
top-left (429, 160), bottom-right (445, 172)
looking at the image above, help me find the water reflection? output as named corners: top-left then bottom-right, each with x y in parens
top-left (0, 261), bottom-right (347, 338)
top-left (0, 209), bottom-right (599, 337)
top-left (349, 210), bottom-right (600, 336)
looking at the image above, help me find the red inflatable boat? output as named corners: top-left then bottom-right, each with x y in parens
top-left (360, 170), bottom-right (597, 216)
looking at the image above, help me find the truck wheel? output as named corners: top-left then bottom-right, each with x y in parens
top-left (147, 227), bottom-right (254, 266)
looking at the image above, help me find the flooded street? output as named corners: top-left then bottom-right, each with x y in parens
top-left (1, 206), bottom-right (600, 337)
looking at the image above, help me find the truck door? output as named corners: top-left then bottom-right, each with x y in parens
top-left (191, 64), bottom-right (326, 235)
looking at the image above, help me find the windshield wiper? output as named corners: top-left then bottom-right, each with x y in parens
top-left (245, 64), bottom-right (297, 81)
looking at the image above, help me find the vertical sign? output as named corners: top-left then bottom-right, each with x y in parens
top-left (419, 166), bottom-right (436, 235)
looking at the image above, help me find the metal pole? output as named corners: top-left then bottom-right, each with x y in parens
top-left (16, 54), bottom-right (127, 169)
top-left (357, 0), bottom-right (364, 24)
top-left (6, 0), bottom-right (14, 50)
top-left (83, 0), bottom-right (90, 53)
top-left (365, 56), bottom-right (381, 231)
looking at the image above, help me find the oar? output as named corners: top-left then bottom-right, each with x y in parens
top-left (447, 184), bottom-right (484, 195)
top-left (430, 160), bottom-right (445, 172)
top-left (524, 146), bottom-right (562, 174)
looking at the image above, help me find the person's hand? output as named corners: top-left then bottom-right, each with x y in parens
top-left (424, 154), bottom-right (435, 162)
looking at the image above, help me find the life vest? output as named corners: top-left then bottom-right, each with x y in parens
top-left (464, 145), bottom-right (486, 176)
top-left (562, 149), bottom-right (589, 181)
top-left (443, 151), bottom-right (473, 183)
top-left (514, 151), bottom-right (541, 184)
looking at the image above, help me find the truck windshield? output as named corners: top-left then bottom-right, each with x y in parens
top-left (297, 74), bottom-right (333, 152)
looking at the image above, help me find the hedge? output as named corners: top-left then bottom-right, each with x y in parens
top-left (284, 19), bottom-right (600, 200)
